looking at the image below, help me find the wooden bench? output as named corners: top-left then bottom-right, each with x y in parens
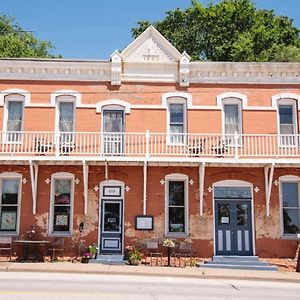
top-left (0, 237), bottom-right (13, 261)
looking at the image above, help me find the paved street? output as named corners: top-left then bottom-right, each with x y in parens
top-left (0, 272), bottom-right (299, 300)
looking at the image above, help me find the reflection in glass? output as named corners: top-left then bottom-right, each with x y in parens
top-left (218, 204), bottom-right (230, 225)
top-left (215, 187), bottom-right (251, 199)
top-left (283, 208), bottom-right (300, 234)
top-left (169, 207), bottom-right (184, 232)
top-left (104, 202), bottom-right (120, 232)
top-left (237, 204), bottom-right (248, 225)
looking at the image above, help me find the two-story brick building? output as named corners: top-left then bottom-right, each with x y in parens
top-left (0, 26), bottom-right (299, 259)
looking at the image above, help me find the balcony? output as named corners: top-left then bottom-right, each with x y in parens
top-left (0, 131), bottom-right (300, 163)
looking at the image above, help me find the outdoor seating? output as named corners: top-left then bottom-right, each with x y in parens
top-left (145, 241), bottom-right (162, 266)
top-left (0, 237), bottom-right (13, 261)
top-left (188, 139), bottom-right (206, 156)
top-left (49, 238), bottom-right (64, 261)
top-left (35, 138), bottom-right (53, 155)
top-left (59, 141), bottom-right (76, 155)
top-left (211, 139), bottom-right (230, 157)
top-left (172, 242), bottom-right (192, 267)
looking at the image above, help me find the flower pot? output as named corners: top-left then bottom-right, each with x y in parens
top-left (81, 257), bottom-right (90, 264)
top-left (129, 258), bottom-right (141, 266)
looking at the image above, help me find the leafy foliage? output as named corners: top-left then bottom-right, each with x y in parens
top-left (131, 0), bottom-right (300, 62)
top-left (0, 14), bottom-right (58, 58)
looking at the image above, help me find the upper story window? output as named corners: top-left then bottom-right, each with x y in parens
top-left (0, 173), bottom-right (22, 234)
top-left (280, 177), bottom-right (300, 236)
top-left (3, 94), bottom-right (25, 142)
top-left (50, 172), bottom-right (74, 235)
top-left (56, 95), bottom-right (75, 133)
top-left (222, 98), bottom-right (242, 142)
top-left (167, 99), bottom-right (186, 144)
top-left (277, 99), bottom-right (298, 146)
top-left (102, 106), bottom-right (125, 155)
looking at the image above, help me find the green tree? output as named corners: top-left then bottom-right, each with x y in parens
top-left (132, 0), bottom-right (300, 62)
top-left (0, 14), bottom-right (57, 58)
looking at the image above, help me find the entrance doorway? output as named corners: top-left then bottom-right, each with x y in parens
top-left (99, 183), bottom-right (124, 254)
top-left (214, 186), bottom-right (253, 256)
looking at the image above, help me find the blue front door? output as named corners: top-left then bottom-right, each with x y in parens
top-left (214, 187), bottom-right (253, 256)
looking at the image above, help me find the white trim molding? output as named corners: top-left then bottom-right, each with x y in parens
top-left (162, 92), bottom-right (192, 109)
top-left (0, 89), bottom-right (30, 107)
top-left (96, 99), bottom-right (131, 114)
top-left (165, 173), bottom-right (189, 237)
top-left (217, 92), bottom-right (248, 109)
top-left (49, 172), bottom-right (75, 236)
top-left (50, 90), bottom-right (81, 107)
top-left (272, 93), bottom-right (300, 109)
top-left (0, 172), bottom-right (22, 236)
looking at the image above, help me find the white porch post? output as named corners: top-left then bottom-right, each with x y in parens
top-left (83, 161), bottom-right (89, 215)
top-left (264, 163), bottom-right (275, 217)
top-left (199, 162), bottom-right (206, 216)
top-left (143, 161), bottom-right (147, 215)
top-left (105, 159), bottom-right (109, 181)
top-left (29, 160), bottom-right (38, 214)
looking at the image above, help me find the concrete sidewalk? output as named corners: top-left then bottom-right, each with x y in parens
top-left (0, 261), bottom-right (300, 283)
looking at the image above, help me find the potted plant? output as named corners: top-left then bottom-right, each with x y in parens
top-left (81, 252), bottom-right (91, 263)
top-left (126, 244), bottom-right (143, 265)
top-left (88, 244), bottom-right (98, 259)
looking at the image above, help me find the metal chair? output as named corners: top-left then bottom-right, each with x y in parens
top-left (0, 237), bottom-right (13, 261)
top-left (145, 241), bottom-right (162, 266)
top-left (49, 238), bottom-right (64, 261)
top-left (173, 242), bottom-right (192, 267)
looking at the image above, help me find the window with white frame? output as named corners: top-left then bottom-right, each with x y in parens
top-left (222, 98), bottom-right (242, 142)
top-left (166, 175), bottom-right (188, 235)
top-left (50, 174), bottom-right (74, 234)
top-left (278, 99), bottom-right (298, 145)
top-left (167, 99), bottom-right (186, 144)
top-left (4, 94), bottom-right (24, 142)
top-left (0, 174), bottom-right (21, 233)
top-left (280, 180), bottom-right (300, 236)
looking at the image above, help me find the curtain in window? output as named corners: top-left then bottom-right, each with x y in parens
top-left (7, 101), bottom-right (23, 132)
top-left (224, 104), bottom-right (240, 135)
top-left (59, 102), bottom-right (74, 132)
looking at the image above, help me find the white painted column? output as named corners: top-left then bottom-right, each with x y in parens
top-left (143, 161), bottom-right (147, 215)
top-left (29, 160), bottom-right (38, 214)
top-left (83, 161), bottom-right (89, 215)
top-left (265, 163), bottom-right (275, 217)
top-left (199, 162), bottom-right (206, 216)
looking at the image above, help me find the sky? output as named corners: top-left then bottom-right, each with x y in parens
top-left (1, 0), bottom-right (300, 59)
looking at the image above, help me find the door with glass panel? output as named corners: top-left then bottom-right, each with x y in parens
top-left (58, 101), bottom-right (74, 146)
top-left (100, 201), bottom-right (123, 254)
top-left (102, 110), bottom-right (124, 154)
top-left (214, 187), bottom-right (253, 256)
top-left (6, 101), bottom-right (23, 142)
top-left (278, 104), bottom-right (297, 146)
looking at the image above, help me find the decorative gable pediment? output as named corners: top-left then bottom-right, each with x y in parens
top-left (121, 26), bottom-right (181, 63)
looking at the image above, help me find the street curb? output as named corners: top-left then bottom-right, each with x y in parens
top-left (1, 266), bottom-right (300, 284)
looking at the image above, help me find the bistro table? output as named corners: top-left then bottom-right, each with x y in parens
top-left (13, 240), bottom-right (50, 262)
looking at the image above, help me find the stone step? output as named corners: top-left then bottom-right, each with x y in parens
top-left (207, 260), bottom-right (269, 266)
top-left (90, 254), bottom-right (126, 265)
top-left (213, 255), bottom-right (259, 262)
top-left (199, 263), bottom-right (278, 271)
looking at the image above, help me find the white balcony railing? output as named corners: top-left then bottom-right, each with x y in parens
top-left (1, 131), bottom-right (300, 160)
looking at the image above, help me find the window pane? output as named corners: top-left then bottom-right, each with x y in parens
top-left (103, 202), bottom-right (120, 232)
top-left (170, 125), bottom-right (184, 144)
top-left (103, 111), bottom-right (123, 132)
top-left (224, 105), bottom-right (239, 124)
top-left (218, 203), bottom-right (230, 225)
top-left (279, 105), bottom-right (293, 125)
top-left (237, 204), bottom-right (248, 225)
top-left (7, 101), bottom-right (23, 132)
top-left (169, 207), bottom-right (185, 232)
top-left (0, 209), bottom-right (17, 231)
top-left (283, 208), bottom-right (299, 234)
top-left (54, 179), bottom-right (71, 205)
top-left (53, 206), bottom-right (70, 232)
top-left (282, 182), bottom-right (299, 207)
top-left (59, 102), bottom-right (74, 132)
top-left (169, 181), bottom-right (184, 206)
top-left (280, 124), bottom-right (294, 135)
top-left (1, 179), bottom-right (19, 205)
top-left (170, 104), bottom-right (184, 123)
